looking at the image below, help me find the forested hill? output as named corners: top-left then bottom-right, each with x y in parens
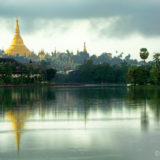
top-left (55, 51), bottom-right (160, 85)
top-left (0, 49), bottom-right (145, 71)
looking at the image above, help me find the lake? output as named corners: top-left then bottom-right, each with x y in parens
top-left (0, 86), bottom-right (160, 160)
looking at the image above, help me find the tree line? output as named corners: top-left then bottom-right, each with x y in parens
top-left (1, 48), bottom-right (160, 85)
top-left (0, 59), bottom-right (56, 85)
top-left (55, 48), bottom-right (160, 85)
top-left (55, 60), bottom-right (128, 84)
top-left (127, 49), bottom-right (160, 85)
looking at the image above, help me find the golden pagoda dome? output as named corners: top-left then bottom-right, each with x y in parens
top-left (4, 18), bottom-right (31, 57)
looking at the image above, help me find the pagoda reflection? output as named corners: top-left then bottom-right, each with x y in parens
top-left (5, 109), bottom-right (29, 152)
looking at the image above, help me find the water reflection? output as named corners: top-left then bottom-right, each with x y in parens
top-left (127, 87), bottom-right (160, 127)
top-left (0, 87), bottom-right (56, 152)
top-left (0, 86), bottom-right (160, 159)
top-left (5, 109), bottom-right (29, 152)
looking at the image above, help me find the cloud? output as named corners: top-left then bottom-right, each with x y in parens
top-left (0, 0), bottom-right (160, 37)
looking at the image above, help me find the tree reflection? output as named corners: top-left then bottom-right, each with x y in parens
top-left (126, 87), bottom-right (160, 130)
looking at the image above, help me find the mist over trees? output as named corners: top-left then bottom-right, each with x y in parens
top-left (1, 49), bottom-right (144, 71)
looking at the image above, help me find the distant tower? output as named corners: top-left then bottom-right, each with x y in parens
top-left (4, 18), bottom-right (31, 57)
top-left (83, 42), bottom-right (87, 53)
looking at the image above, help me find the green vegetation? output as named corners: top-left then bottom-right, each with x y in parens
top-left (45, 68), bottom-right (57, 81)
top-left (55, 60), bottom-right (128, 84)
top-left (127, 51), bottom-right (160, 85)
top-left (1, 47), bottom-right (160, 86)
top-left (55, 49), bottom-right (160, 85)
top-left (0, 59), bottom-right (57, 85)
top-left (140, 48), bottom-right (149, 64)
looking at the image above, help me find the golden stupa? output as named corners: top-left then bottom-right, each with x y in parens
top-left (83, 42), bottom-right (87, 52)
top-left (4, 18), bottom-right (31, 57)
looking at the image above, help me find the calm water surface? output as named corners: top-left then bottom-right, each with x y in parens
top-left (0, 86), bottom-right (160, 160)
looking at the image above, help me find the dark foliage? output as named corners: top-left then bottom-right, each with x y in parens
top-left (55, 60), bottom-right (128, 84)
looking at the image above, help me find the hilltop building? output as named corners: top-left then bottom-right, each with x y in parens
top-left (3, 18), bottom-right (31, 57)
top-left (38, 50), bottom-right (46, 60)
top-left (106, 53), bottom-right (112, 57)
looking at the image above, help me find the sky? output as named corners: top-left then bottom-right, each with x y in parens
top-left (0, 0), bottom-right (160, 60)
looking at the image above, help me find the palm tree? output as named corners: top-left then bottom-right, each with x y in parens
top-left (140, 48), bottom-right (149, 64)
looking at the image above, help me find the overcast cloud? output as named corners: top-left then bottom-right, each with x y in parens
top-left (0, 0), bottom-right (160, 37)
top-left (0, 0), bottom-right (160, 60)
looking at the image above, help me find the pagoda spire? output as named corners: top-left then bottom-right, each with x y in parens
top-left (83, 42), bottom-right (87, 53)
top-left (4, 18), bottom-right (31, 57)
top-left (15, 18), bottom-right (20, 33)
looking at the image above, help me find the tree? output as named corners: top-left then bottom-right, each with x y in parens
top-left (150, 65), bottom-right (159, 84)
top-left (140, 48), bottom-right (149, 64)
top-left (45, 68), bottom-right (57, 81)
top-left (153, 53), bottom-right (160, 69)
top-left (127, 65), bottom-right (148, 85)
top-left (150, 53), bottom-right (160, 84)
top-left (3, 63), bottom-right (14, 84)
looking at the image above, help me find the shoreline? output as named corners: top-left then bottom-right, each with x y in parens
top-left (127, 85), bottom-right (160, 89)
top-left (0, 83), bottom-right (126, 88)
